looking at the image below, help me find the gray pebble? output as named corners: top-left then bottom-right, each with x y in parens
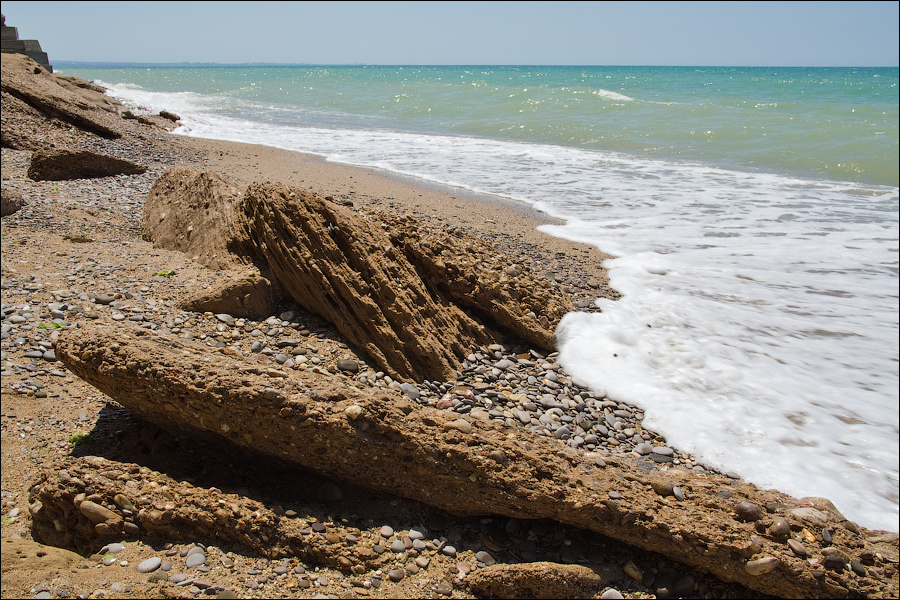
top-left (137, 556), bottom-right (162, 573)
top-left (185, 552), bottom-right (206, 568)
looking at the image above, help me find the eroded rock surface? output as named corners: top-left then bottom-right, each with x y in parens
top-left (143, 169), bottom-right (572, 381)
top-left (143, 166), bottom-right (246, 270)
top-left (177, 266), bottom-right (279, 319)
top-left (1, 53), bottom-right (124, 146)
top-left (51, 324), bottom-right (900, 599)
top-left (1, 187), bottom-right (25, 217)
top-left (465, 562), bottom-right (604, 599)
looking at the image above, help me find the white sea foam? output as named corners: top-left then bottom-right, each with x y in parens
top-left (104, 82), bottom-right (900, 531)
top-left (593, 88), bottom-right (636, 102)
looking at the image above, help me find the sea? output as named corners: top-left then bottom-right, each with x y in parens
top-left (55, 63), bottom-right (899, 532)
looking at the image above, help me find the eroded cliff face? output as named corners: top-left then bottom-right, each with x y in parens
top-left (47, 324), bottom-right (899, 600)
top-left (143, 169), bottom-right (572, 381)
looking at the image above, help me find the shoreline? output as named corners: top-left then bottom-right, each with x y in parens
top-left (2, 52), bottom-right (897, 599)
top-left (171, 133), bottom-right (617, 293)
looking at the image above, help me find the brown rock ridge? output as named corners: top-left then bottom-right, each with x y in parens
top-left (51, 324), bottom-right (900, 599)
top-left (143, 168), bottom-right (573, 381)
top-left (0, 53), bottom-right (125, 146)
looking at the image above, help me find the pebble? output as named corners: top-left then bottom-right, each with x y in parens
top-left (137, 557), bottom-right (162, 573)
top-left (787, 539), bottom-right (807, 556)
top-left (744, 557), bottom-right (779, 576)
top-left (734, 502), bottom-right (764, 522)
top-left (185, 552), bottom-right (207, 568)
top-left (768, 517), bottom-right (791, 538)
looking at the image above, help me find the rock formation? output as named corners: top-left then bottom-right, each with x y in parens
top-left (1, 53), bottom-right (125, 149)
top-left (50, 324), bottom-right (899, 599)
top-left (142, 167), bottom-right (246, 270)
top-left (465, 562), bottom-right (604, 599)
top-left (178, 267), bottom-right (279, 319)
top-left (143, 168), bottom-right (572, 381)
top-left (1, 187), bottom-right (25, 217)
top-left (27, 148), bottom-right (147, 181)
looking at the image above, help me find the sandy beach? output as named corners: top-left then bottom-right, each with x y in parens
top-left (2, 51), bottom-right (898, 600)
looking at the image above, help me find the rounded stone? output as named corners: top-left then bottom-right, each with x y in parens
top-left (787, 539), bottom-right (807, 556)
top-left (137, 556), bottom-right (162, 573)
top-left (336, 359), bottom-right (359, 373)
top-left (744, 556), bottom-right (779, 576)
top-left (185, 553), bottom-right (206, 568)
top-left (734, 502), bottom-right (764, 522)
top-left (768, 517), bottom-right (791, 538)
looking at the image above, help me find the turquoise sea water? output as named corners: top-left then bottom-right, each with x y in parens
top-left (59, 64), bottom-right (899, 186)
top-left (56, 63), bottom-right (899, 531)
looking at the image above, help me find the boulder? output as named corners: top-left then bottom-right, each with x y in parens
top-left (1, 187), bottom-right (25, 217)
top-left (466, 562), bottom-right (604, 599)
top-left (142, 167), bottom-right (246, 270)
top-left (143, 168), bottom-right (571, 381)
top-left (27, 148), bottom-right (147, 181)
top-left (51, 323), bottom-right (899, 599)
top-left (1, 53), bottom-right (123, 141)
top-left (231, 181), bottom-right (494, 381)
top-left (178, 267), bottom-right (279, 319)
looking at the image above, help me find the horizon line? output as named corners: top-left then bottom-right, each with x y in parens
top-left (53, 61), bottom-right (900, 69)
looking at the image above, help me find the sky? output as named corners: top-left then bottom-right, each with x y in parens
top-left (2, 1), bottom-right (898, 66)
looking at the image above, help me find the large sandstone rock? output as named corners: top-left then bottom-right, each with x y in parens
top-left (1, 53), bottom-right (124, 142)
top-left (178, 267), bottom-right (279, 319)
top-left (466, 562), bottom-right (604, 599)
top-left (143, 168), bottom-right (572, 381)
top-left (51, 324), bottom-right (900, 599)
top-left (142, 167), bottom-right (246, 270)
top-left (231, 181), bottom-right (495, 382)
top-left (27, 148), bottom-right (147, 181)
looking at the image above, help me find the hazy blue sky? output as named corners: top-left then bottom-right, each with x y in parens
top-left (3, 1), bottom-right (898, 66)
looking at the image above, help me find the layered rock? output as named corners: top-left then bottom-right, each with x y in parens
top-left (51, 324), bottom-right (899, 599)
top-left (143, 168), bottom-right (572, 381)
top-left (1, 53), bottom-right (124, 145)
top-left (27, 148), bottom-right (147, 181)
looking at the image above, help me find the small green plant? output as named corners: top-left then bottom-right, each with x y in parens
top-left (68, 431), bottom-right (93, 445)
top-left (51, 185), bottom-right (59, 192)
top-left (38, 322), bottom-right (65, 329)
top-left (156, 269), bottom-right (176, 277)
top-left (1, 517), bottom-right (14, 525)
